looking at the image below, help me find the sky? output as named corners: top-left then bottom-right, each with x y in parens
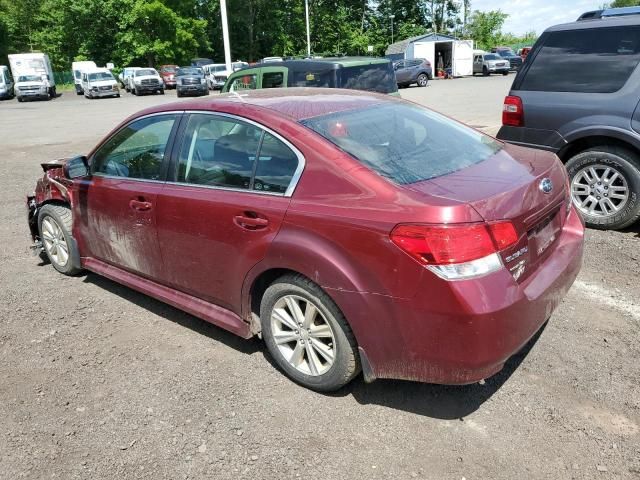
top-left (471, 0), bottom-right (603, 35)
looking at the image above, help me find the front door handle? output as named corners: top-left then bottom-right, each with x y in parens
top-left (129, 199), bottom-right (153, 212)
top-left (234, 214), bottom-right (269, 230)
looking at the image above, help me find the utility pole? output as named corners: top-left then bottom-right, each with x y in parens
top-left (220, 0), bottom-right (232, 71)
top-left (305, 0), bottom-right (311, 58)
top-left (390, 14), bottom-right (395, 44)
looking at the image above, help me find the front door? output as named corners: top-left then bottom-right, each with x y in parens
top-left (156, 113), bottom-right (301, 314)
top-left (74, 113), bottom-right (180, 281)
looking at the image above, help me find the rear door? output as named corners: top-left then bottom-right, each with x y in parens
top-left (155, 112), bottom-right (302, 314)
top-left (74, 113), bottom-right (180, 281)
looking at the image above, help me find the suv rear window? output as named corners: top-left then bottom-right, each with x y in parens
top-left (302, 103), bottom-right (501, 184)
top-left (519, 26), bottom-right (640, 93)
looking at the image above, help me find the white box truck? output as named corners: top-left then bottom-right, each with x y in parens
top-left (72, 60), bottom-right (97, 95)
top-left (8, 53), bottom-right (56, 102)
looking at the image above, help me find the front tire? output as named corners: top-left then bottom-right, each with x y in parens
top-left (38, 205), bottom-right (82, 275)
top-left (483, 66), bottom-right (489, 76)
top-left (260, 274), bottom-right (360, 392)
top-left (566, 146), bottom-right (640, 230)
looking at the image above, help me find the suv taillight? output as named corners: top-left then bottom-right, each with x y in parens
top-left (502, 95), bottom-right (524, 127)
top-left (390, 222), bottom-right (518, 280)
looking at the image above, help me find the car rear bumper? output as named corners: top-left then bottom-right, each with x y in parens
top-left (497, 125), bottom-right (567, 153)
top-left (331, 207), bottom-right (584, 385)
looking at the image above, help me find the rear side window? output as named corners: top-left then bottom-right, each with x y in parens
top-left (302, 103), bottom-right (501, 185)
top-left (520, 26), bottom-right (640, 93)
top-left (339, 63), bottom-right (397, 94)
top-left (262, 71), bottom-right (284, 88)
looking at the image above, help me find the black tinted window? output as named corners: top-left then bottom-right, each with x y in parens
top-left (520, 26), bottom-right (640, 93)
top-left (253, 133), bottom-right (298, 194)
top-left (92, 115), bottom-right (176, 180)
top-left (339, 63), bottom-right (397, 94)
top-left (177, 114), bottom-right (262, 189)
top-left (263, 71), bottom-right (284, 88)
top-left (302, 103), bottom-right (500, 184)
top-left (289, 68), bottom-right (335, 87)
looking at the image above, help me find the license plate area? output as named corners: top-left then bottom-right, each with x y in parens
top-left (528, 207), bottom-right (561, 260)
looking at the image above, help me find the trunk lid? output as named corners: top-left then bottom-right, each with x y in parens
top-left (406, 144), bottom-right (570, 281)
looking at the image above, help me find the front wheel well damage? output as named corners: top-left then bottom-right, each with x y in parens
top-left (29, 199), bottom-right (71, 241)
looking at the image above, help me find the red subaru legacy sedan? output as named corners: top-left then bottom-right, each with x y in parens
top-left (27, 89), bottom-right (584, 391)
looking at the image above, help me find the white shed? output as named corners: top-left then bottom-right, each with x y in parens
top-left (385, 33), bottom-right (474, 77)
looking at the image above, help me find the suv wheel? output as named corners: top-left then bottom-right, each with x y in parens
top-left (260, 274), bottom-right (360, 392)
top-left (566, 147), bottom-right (640, 230)
top-left (483, 66), bottom-right (489, 76)
top-left (417, 73), bottom-right (428, 87)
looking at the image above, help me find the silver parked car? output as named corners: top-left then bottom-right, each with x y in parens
top-left (473, 53), bottom-right (510, 76)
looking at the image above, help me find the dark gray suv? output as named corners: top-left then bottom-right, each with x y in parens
top-left (497, 7), bottom-right (640, 230)
top-left (393, 59), bottom-right (432, 88)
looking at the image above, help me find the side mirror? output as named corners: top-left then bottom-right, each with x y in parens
top-left (64, 155), bottom-right (90, 179)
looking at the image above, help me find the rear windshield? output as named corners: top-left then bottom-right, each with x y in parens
top-left (339, 63), bottom-right (397, 94)
top-left (302, 103), bottom-right (501, 184)
top-left (518, 25), bottom-right (640, 93)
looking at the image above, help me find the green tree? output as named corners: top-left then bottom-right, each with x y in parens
top-left (610, 0), bottom-right (640, 6)
top-left (466, 10), bottom-right (508, 50)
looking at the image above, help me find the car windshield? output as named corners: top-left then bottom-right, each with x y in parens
top-left (484, 54), bottom-right (500, 60)
top-left (18, 75), bottom-right (41, 82)
top-left (497, 50), bottom-right (515, 57)
top-left (88, 72), bottom-right (114, 81)
top-left (136, 69), bottom-right (157, 76)
top-left (302, 103), bottom-right (502, 184)
top-left (338, 63), bottom-right (398, 94)
top-left (161, 66), bottom-right (177, 73)
top-left (177, 67), bottom-right (202, 76)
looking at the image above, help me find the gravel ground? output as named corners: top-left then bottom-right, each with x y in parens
top-left (0, 79), bottom-right (639, 480)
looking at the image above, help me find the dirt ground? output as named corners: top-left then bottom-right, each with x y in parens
top-left (1, 79), bottom-right (639, 480)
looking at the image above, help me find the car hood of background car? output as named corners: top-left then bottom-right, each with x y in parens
top-left (405, 144), bottom-right (567, 224)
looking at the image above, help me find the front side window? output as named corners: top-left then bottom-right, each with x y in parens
top-left (176, 114), bottom-right (261, 189)
top-left (520, 26), bottom-right (640, 93)
top-left (229, 74), bottom-right (257, 91)
top-left (302, 103), bottom-right (501, 185)
top-left (92, 115), bottom-right (177, 180)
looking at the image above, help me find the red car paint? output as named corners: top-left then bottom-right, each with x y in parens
top-left (159, 65), bottom-right (179, 88)
top-left (28, 88), bottom-right (584, 384)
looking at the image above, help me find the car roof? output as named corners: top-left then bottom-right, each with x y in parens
top-left (546, 13), bottom-right (640, 32)
top-left (136, 88), bottom-right (394, 122)
top-left (243, 57), bottom-right (390, 70)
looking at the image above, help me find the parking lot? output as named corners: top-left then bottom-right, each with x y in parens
top-left (1, 76), bottom-right (639, 479)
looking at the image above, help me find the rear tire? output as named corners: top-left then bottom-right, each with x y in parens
top-left (38, 204), bottom-right (83, 275)
top-left (566, 146), bottom-right (640, 230)
top-left (260, 274), bottom-right (360, 392)
top-left (417, 73), bottom-right (428, 87)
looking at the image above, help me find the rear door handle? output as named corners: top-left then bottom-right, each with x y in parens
top-left (129, 199), bottom-right (153, 212)
top-left (234, 214), bottom-right (269, 230)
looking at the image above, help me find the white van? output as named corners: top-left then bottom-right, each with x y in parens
top-left (72, 61), bottom-right (97, 95)
top-left (0, 66), bottom-right (14, 100)
top-left (81, 68), bottom-right (120, 99)
top-left (8, 53), bottom-right (56, 100)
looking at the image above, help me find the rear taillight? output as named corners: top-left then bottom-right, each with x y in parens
top-left (502, 95), bottom-right (524, 127)
top-left (390, 222), bottom-right (518, 280)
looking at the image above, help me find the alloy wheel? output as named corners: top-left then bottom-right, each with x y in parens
top-left (41, 216), bottom-right (69, 267)
top-left (270, 295), bottom-right (336, 376)
top-left (571, 164), bottom-right (629, 217)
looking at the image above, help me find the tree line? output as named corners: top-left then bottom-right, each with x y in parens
top-left (0, 0), bottom-right (540, 72)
